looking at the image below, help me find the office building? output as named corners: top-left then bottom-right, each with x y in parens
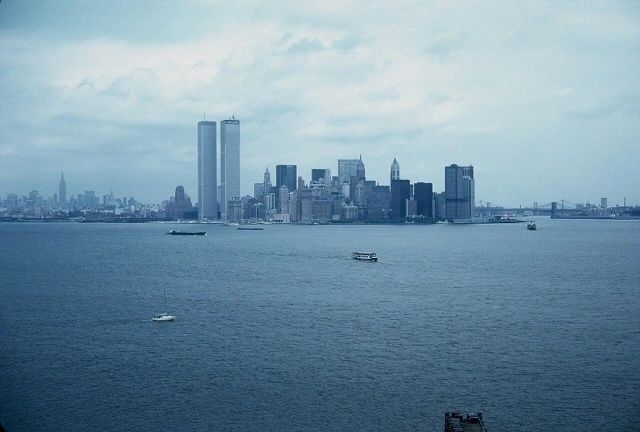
top-left (445, 164), bottom-right (475, 221)
top-left (601, 198), bottom-right (607, 209)
top-left (356, 155), bottom-right (366, 181)
top-left (414, 182), bottom-right (433, 219)
top-left (166, 185), bottom-right (194, 220)
top-left (58, 172), bottom-right (66, 208)
top-left (367, 186), bottom-right (391, 222)
top-left (276, 165), bottom-right (297, 192)
top-left (391, 179), bottom-right (411, 220)
top-left (197, 121), bottom-right (217, 220)
top-left (390, 158), bottom-right (400, 185)
top-left (338, 159), bottom-right (359, 184)
top-left (220, 117), bottom-right (240, 220)
top-left (434, 192), bottom-right (446, 220)
top-left (311, 169), bottom-right (331, 186)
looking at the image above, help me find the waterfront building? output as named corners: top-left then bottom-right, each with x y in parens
top-left (220, 117), bottom-right (240, 220)
top-left (445, 164), bottom-right (475, 221)
top-left (58, 172), bottom-right (66, 208)
top-left (279, 185), bottom-right (290, 214)
top-left (601, 198), bottom-right (608, 209)
top-left (342, 203), bottom-right (359, 221)
top-left (390, 158), bottom-right (400, 185)
top-left (288, 191), bottom-right (299, 222)
top-left (338, 159), bottom-right (359, 184)
top-left (197, 121), bottom-right (217, 220)
top-left (227, 197), bottom-right (243, 223)
top-left (434, 192), bottom-right (446, 220)
top-left (299, 188), bottom-right (313, 223)
top-left (276, 165), bottom-right (297, 193)
top-left (391, 179), bottom-right (411, 220)
top-left (406, 198), bottom-right (417, 218)
top-left (414, 182), bottom-right (433, 219)
top-left (367, 186), bottom-right (391, 222)
top-left (312, 199), bottom-right (332, 223)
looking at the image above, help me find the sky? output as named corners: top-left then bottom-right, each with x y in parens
top-left (1, 0), bottom-right (639, 207)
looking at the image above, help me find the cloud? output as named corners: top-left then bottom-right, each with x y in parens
top-left (285, 37), bottom-right (326, 54)
top-left (0, 1), bottom-right (639, 205)
top-left (568, 94), bottom-right (640, 120)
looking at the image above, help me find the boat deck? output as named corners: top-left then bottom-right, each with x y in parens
top-left (444, 412), bottom-right (487, 432)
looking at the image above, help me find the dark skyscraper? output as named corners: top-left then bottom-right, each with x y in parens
top-left (311, 169), bottom-right (331, 183)
top-left (445, 164), bottom-right (474, 221)
top-left (175, 185), bottom-right (185, 203)
top-left (356, 155), bottom-right (366, 181)
top-left (276, 165), bottom-right (297, 192)
top-left (367, 185), bottom-right (391, 222)
top-left (391, 179), bottom-right (411, 220)
top-left (197, 121), bottom-right (217, 220)
top-left (58, 172), bottom-right (66, 208)
top-left (414, 182), bottom-right (433, 219)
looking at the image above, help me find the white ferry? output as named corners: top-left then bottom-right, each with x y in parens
top-left (352, 252), bottom-right (378, 261)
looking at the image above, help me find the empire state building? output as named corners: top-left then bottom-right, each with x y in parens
top-left (58, 172), bottom-right (67, 208)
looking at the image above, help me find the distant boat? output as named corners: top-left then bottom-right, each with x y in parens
top-left (352, 251), bottom-right (378, 261)
top-left (527, 221), bottom-right (537, 231)
top-left (166, 230), bottom-right (206, 236)
top-left (152, 288), bottom-right (175, 322)
top-left (237, 225), bottom-right (264, 231)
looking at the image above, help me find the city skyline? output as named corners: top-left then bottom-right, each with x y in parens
top-left (1, 2), bottom-right (639, 206)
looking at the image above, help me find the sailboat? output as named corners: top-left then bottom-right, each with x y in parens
top-left (152, 287), bottom-right (175, 321)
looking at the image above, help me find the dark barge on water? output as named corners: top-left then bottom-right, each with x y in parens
top-left (445, 412), bottom-right (487, 432)
top-left (165, 230), bottom-right (206, 236)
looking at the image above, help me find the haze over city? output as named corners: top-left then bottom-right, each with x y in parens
top-left (1, 1), bottom-right (639, 206)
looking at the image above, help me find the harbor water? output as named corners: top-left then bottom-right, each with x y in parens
top-left (1, 220), bottom-right (639, 431)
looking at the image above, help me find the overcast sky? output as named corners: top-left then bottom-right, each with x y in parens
top-left (1, 1), bottom-right (639, 207)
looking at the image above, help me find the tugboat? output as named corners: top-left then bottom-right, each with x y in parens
top-left (352, 252), bottom-right (378, 261)
top-left (526, 221), bottom-right (537, 231)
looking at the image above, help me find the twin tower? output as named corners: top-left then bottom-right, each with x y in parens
top-left (197, 117), bottom-right (240, 221)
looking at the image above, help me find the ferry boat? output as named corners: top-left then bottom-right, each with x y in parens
top-left (166, 230), bottom-right (206, 236)
top-left (527, 221), bottom-right (537, 231)
top-left (352, 252), bottom-right (377, 261)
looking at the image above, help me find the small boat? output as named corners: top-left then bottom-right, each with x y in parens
top-left (152, 288), bottom-right (175, 322)
top-left (352, 251), bottom-right (377, 261)
top-left (237, 225), bottom-right (264, 231)
top-left (526, 221), bottom-right (537, 231)
top-left (166, 230), bottom-right (206, 236)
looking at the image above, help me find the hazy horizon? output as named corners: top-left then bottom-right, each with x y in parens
top-left (1, 1), bottom-right (639, 207)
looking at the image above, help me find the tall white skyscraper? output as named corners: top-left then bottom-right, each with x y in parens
top-left (198, 121), bottom-right (217, 220)
top-left (220, 117), bottom-right (240, 220)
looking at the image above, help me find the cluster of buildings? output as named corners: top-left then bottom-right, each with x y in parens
top-left (0, 173), bottom-right (158, 220)
top-left (2, 116), bottom-right (480, 223)
top-left (195, 117), bottom-right (476, 223)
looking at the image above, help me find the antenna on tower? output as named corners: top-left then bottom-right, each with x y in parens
top-left (203, 112), bottom-right (206, 121)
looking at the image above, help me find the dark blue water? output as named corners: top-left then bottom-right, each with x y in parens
top-left (1, 220), bottom-right (639, 431)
